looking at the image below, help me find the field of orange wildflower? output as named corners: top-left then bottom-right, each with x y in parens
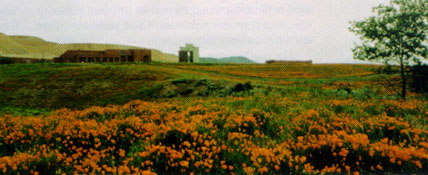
top-left (1, 93), bottom-right (427, 174)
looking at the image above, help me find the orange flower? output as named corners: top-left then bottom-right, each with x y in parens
top-left (304, 163), bottom-right (313, 174)
top-left (194, 162), bottom-right (200, 168)
top-left (339, 148), bottom-right (349, 157)
top-left (221, 164), bottom-right (228, 170)
top-left (182, 141), bottom-right (191, 148)
top-left (415, 161), bottom-right (422, 169)
top-left (369, 150), bottom-right (374, 157)
top-left (179, 161), bottom-right (189, 168)
top-left (228, 165), bottom-right (234, 171)
top-left (299, 156), bottom-right (307, 164)
top-left (345, 165), bottom-right (351, 172)
top-left (119, 149), bottom-right (125, 157)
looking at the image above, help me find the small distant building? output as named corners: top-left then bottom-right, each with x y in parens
top-left (266, 60), bottom-right (312, 64)
top-left (178, 44), bottom-right (199, 63)
top-left (53, 49), bottom-right (151, 63)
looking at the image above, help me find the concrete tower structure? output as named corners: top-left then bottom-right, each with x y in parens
top-left (179, 44), bottom-right (199, 63)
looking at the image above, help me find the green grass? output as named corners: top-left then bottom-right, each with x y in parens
top-left (0, 63), bottom-right (414, 116)
top-left (0, 63), bottom-right (172, 113)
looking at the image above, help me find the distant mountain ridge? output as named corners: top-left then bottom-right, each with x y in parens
top-left (200, 56), bottom-right (255, 64)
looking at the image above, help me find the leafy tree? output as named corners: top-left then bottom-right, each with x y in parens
top-left (350, 0), bottom-right (428, 99)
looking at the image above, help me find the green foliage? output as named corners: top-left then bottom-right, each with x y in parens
top-left (138, 79), bottom-right (257, 99)
top-left (353, 86), bottom-right (381, 100)
top-left (0, 107), bottom-right (51, 116)
top-left (410, 64), bottom-right (428, 93)
top-left (0, 57), bottom-right (13, 64)
top-left (0, 63), bottom-right (420, 117)
top-left (139, 84), bottom-right (165, 99)
top-left (0, 64), bottom-right (170, 111)
top-left (231, 82), bottom-right (253, 92)
top-left (350, 0), bottom-right (428, 99)
top-left (375, 65), bottom-right (400, 74)
top-left (350, 0), bottom-right (428, 64)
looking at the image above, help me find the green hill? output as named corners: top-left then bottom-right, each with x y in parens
top-left (0, 32), bottom-right (174, 60)
top-left (0, 33), bottom-right (31, 56)
top-left (200, 56), bottom-right (255, 64)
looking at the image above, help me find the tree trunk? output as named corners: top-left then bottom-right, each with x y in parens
top-left (400, 55), bottom-right (406, 100)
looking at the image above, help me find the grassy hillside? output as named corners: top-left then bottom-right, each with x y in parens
top-left (200, 56), bottom-right (255, 64)
top-left (1, 63), bottom-right (427, 174)
top-left (0, 33), bottom-right (31, 56)
top-left (10, 35), bottom-right (56, 47)
top-left (0, 63), bottom-right (405, 115)
top-left (0, 32), bottom-right (175, 60)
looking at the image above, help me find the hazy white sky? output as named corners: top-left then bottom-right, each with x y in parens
top-left (0, 0), bottom-right (390, 63)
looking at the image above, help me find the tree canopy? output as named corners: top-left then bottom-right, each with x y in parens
top-left (350, 0), bottom-right (428, 99)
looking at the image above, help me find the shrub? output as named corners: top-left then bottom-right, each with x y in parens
top-left (375, 64), bottom-right (399, 74)
top-left (35, 59), bottom-right (51, 63)
top-left (352, 86), bottom-right (380, 100)
top-left (0, 57), bottom-right (13, 64)
top-left (139, 84), bottom-right (164, 98)
top-left (410, 65), bottom-right (428, 93)
top-left (231, 82), bottom-right (253, 92)
top-left (172, 79), bottom-right (193, 85)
